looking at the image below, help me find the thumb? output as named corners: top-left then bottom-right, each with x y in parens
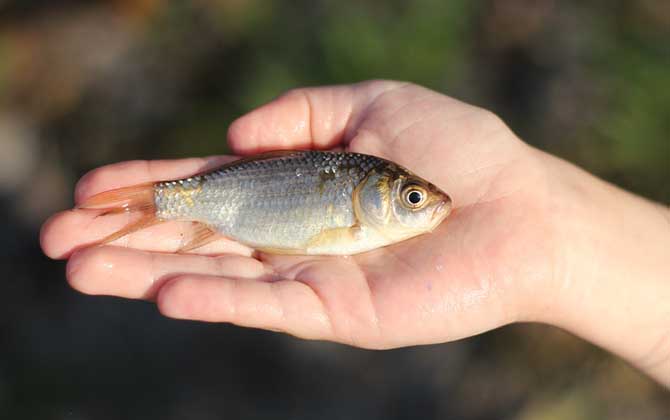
top-left (227, 80), bottom-right (406, 155)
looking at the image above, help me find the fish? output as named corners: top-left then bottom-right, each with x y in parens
top-left (79, 150), bottom-right (452, 255)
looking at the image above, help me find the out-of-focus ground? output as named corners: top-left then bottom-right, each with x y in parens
top-left (1, 1), bottom-right (668, 419)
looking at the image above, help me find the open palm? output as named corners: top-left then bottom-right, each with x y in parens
top-left (41, 81), bottom-right (559, 348)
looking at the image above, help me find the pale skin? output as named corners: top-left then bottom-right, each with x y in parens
top-left (40, 81), bottom-right (670, 386)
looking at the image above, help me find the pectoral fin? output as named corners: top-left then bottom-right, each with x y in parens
top-left (304, 225), bottom-right (362, 254)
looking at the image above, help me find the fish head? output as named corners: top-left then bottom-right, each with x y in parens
top-left (355, 164), bottom-right (452, 242)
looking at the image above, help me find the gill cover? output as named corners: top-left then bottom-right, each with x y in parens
top-left (353, 170), bottom-right (392, 229)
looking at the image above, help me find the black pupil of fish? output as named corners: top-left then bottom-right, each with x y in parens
top-left (407, 190), bottom-right (423, 205)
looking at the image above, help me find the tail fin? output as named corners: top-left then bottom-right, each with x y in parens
top-left (78, 183), bottom-right (161, 245)
top-left (77, 183), bottom-right (155, 213)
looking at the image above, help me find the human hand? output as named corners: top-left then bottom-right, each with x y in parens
top-left (41, 80), bottom-right (545, 345)
top-left (40, 81), bottom-right (670, 384)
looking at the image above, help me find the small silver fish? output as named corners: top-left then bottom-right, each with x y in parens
top-left (80, 150), bottom-right (452, 255)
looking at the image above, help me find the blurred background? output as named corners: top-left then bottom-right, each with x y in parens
top-left (1, 0), bottom-right (668, 418)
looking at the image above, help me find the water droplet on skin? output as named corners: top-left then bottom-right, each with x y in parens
top-left (435, 264), bottom-right (444, 272)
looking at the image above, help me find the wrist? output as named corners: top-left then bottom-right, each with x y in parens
top-left (534, 149), bottom-right (670, 385)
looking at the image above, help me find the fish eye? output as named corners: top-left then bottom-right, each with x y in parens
top-left (402, 185), bottom-right (427, 209)
top-left (408, 190), bottom-right (423, 204)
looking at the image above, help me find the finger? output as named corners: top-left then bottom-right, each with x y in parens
top-left (157, 274), bottom-right (333, 341)
top-left (227, 80), bottom-right (407, 155)
top-left (40, 209), bottom-right (252, 260)
top-left (66, 246), bottom-right (272, 299)
top-left (75, 155), bottom-right (237, 205)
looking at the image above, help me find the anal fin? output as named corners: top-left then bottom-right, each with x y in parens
top-left (177, 224), bottom-right (220, 253)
